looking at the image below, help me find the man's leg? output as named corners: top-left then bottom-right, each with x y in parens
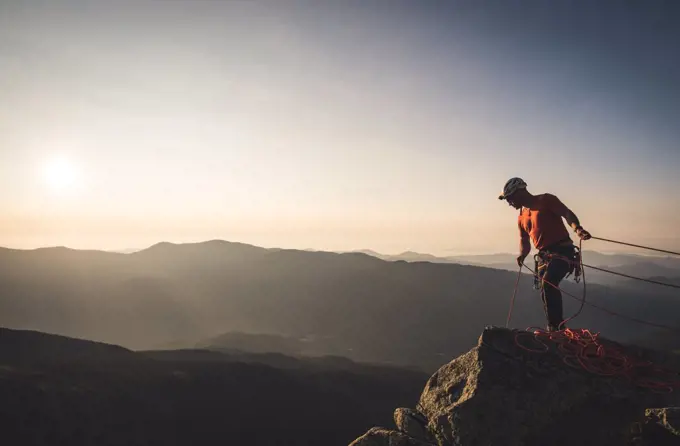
top-left (541, 258), bottom-right (571, 330)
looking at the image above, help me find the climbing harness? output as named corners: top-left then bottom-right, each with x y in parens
top-left (532, 244), bottom-right (581, 290)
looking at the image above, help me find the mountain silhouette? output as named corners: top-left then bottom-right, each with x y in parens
top-left (1, 241), bottom-right (679, 372)
top-left (0, 327), bottom-right (137, 365)
top-left (0, 328), bottom-right (426, 446)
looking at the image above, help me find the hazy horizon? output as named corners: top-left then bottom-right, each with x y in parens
top-left (0, 237), bottom-right (669, 258)
top-left (2, 1), bottom-right (679, 256)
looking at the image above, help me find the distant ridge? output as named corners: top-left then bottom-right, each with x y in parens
top-left (0, 327), bottom-right (426, 446)
top-left (0, 327), bottom-right (136, 364)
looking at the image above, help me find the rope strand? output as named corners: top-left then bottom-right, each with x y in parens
top-left (504, 235), bottom-right (680, 332)
top-left (538, 253), bottom-right (680, 290)
top-left (582, 263), bottom-right (680, 290)
top-left (560, 239), bottom-right (586, 328)
top-left (506, 264), bottom-right (523, 328)
top-left (591, 236), bottom-right (680, 257)
top-left (522, 262), bottom-right (680, 332)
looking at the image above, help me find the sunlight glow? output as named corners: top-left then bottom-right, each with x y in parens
top-left (43, 156), bottom-right (81, 194)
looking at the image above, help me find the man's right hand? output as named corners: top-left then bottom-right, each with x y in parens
top-left (516, 254), bottom-right (527, 267)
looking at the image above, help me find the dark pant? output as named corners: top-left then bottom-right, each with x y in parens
top-left (537, 245), bottom-right (575, 328)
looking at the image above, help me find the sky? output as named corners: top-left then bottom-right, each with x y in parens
top-left (1, 0), bottom-right (679, 255)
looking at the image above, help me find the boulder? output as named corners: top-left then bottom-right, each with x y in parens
top-left (348, 327), bottom-right (680, 446)
top-left (394, 407), bottom-right (434, 442)
top-left (628, 407), bottom-right (680, 445)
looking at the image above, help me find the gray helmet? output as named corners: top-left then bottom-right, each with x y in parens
top-left (498, 177), bottom-right (527, 200)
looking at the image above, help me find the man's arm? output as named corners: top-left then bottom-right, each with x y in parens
top-left (517, 218), bottom-right (531, 266)
top-left (563, 208), bottom-right (582, 231)
top-left (546, 194), bottom-right (592, 239)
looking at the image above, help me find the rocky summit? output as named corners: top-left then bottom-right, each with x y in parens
top-left (349, 327), bottom-right (680, 446)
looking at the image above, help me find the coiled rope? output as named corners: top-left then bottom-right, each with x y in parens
top-left (505, 235), bottom-right (680, 393)
top-left (513, 327), bottom-right (680, 393)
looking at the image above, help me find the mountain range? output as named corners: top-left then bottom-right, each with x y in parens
top-left (0, 327), bottom-right (426, 446)
top-left (1, 240), bottom-right (679, 372)
top-left (346, 249), bottom-right (680, 287)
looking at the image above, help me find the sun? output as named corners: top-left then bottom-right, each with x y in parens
top-left (43, 156), bottom-right (81, 193)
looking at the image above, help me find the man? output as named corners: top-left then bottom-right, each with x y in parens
top-left (498, 177), bottom-right (592, 331)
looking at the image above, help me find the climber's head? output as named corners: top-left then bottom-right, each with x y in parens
top-left (498, 177), bottom-right (530, 209)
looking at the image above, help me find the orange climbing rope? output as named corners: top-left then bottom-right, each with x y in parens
top-left (505, 263), bottom-right (523, 328)
top-left (506, 235), bottom-right (680, 332)
top-left (541, 254), bottom-right (680, 290)
top-left (521, 261), bottom-right (680, 332)
top-left (513, 328), bottom-right (680, 393)
top-left (591, 236), bottom-right (680, 257)
top-left (505, 235), bottom-right (680, 393)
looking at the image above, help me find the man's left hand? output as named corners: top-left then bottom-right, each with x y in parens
top-left (576, 227), bottom-right (592, 240)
